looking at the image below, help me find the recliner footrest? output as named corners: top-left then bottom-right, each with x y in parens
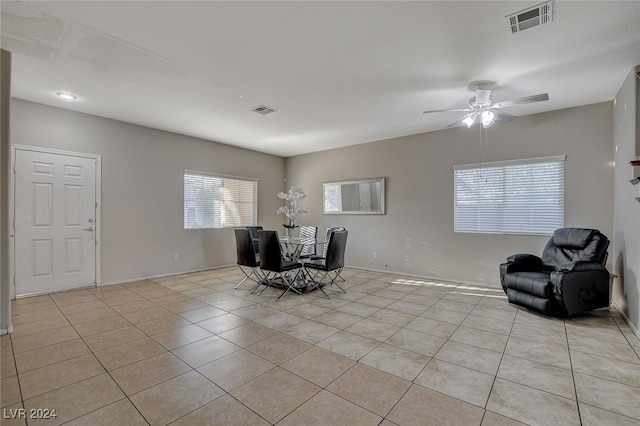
top-left (504, 271), bottom-right (553, 298)
top-left (506, 288), bottom-right (551, 315)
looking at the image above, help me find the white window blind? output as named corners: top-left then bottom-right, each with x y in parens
top-left (453, 156), bottom-right (565, 235)
top-left (184, 170), bottom-right (257, 229)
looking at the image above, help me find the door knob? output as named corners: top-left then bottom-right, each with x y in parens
top-left (83, 227), bottom-right (94, 232)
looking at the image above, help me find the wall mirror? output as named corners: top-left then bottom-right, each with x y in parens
top-left (323, 177), bottom-right (385, 215)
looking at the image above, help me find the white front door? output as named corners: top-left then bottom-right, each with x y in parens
top-left (15, 148), bottom-right (97, 296)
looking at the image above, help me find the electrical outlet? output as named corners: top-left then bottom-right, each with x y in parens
top-left (173, 253), bottom-right (179, 261)
top-left (373, 251), bottom-right (378, 258)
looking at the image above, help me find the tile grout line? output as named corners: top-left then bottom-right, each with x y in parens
top-left (564, 316), bottom-right (584, 426)
top-left (480, 302), bottom-right (520, 425)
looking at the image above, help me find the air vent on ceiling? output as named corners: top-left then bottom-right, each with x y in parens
top-left (506, 1), bottom-right (553, 35)
top-left (251, 105), bottom-right (277, 115)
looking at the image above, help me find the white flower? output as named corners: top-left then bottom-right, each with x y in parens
top-left (276, 186), bottom-right (307, 223)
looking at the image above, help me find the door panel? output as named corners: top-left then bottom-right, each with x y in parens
top-left (64, 185), bottom-right (83, 225)
top-left (33, 183), bottom-right (53, 226)
top-left (15, 149), bottom-right (97, 296)
top-left (65, 238), bottom-right (83, 272)
top-left (33, 239), bottom-right (53, 276)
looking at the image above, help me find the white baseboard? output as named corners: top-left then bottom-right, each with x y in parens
top-left (345, 265), bottom-right (503, 290)
top-left (99, 264), bottom-right (236, 287)
top-left (1, 324), bottom-right (14, 335)
top-left (612, 300), bottom-right (640, 340)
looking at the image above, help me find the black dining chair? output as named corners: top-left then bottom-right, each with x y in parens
top-left (304, 229), bottom-right (348, 298)
top-left (246, 226), bottom-right (263, 254)
top-left (234, 228), bottom-right (264, 291)
top-left (257, 230), bottom-right (304, 300)
top-left (311, 227), bottom-right (345, 261)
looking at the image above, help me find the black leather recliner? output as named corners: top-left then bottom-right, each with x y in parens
top-left (500, 228), bottom-right (610, 316)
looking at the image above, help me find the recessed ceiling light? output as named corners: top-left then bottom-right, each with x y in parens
top-left (55, 92), bottom-right (78, 101)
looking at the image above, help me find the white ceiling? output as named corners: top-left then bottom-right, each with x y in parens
top-left (2, 1), bottom-right (640, 157)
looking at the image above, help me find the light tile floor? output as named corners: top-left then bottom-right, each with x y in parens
top-left (2, 267), bottom-right (640, 425)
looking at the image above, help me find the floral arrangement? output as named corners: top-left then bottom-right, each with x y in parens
top-left (276, 186), bottom-right (307, 228)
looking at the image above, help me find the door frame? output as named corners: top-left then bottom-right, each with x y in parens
top-left (10, 145), bottom-right (102, 299)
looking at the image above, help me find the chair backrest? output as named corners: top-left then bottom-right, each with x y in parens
top-left (234, 228), bottom-right (258, 267)
top-left (541, 228), bottom-right (609, 270)
top-left (257, 230), bottom-right (284, 272)
top-left (325, 230), bottom-right (348, 270)
top-left (299, 226), bottom-right (317, 256)
top-left (321, 226), bottom-right (345, 257)
top-left (246, 226), bottom-right (263, 252)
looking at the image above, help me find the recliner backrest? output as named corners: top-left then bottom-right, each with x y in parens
top-left (541, 228), bottom-right (609, 270)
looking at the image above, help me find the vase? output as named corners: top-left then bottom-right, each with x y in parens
top-left (285, 226), bottom-right (295, 237)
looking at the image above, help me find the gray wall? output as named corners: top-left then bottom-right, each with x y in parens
top-left (9, 98), bottom-right (624, 326)
top-left (11, 99), bottom-right (286, 284)
top-left (613, 66), bottom-right (640, 333)
top-left (286, 103), bottom-right (614, 288)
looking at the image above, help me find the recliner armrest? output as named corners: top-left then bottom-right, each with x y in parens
top-left (550, 262), bottom-right (611, 314)
top-left (558, 261), bottom-right (609, 274)
top-left (506, 253), bottom-right (542, 268)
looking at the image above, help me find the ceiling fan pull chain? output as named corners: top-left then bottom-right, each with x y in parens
top-left (484, 127), bottom-right (489, 180)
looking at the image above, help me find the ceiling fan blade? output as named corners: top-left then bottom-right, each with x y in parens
top-left (445, 120), bottom-right (464, 129)
top-left (492, 93), bottom-right (549, 109)
top-left (423, 108), bottom-right (472, 114)
top-left (492, 110), bottom-right (517, 122)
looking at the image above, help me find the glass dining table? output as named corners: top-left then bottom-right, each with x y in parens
top-left (277, 236), bottom-right (325, 292)
top-left (279, 236), bottom-right (324, 262)
top-left (248, 234), bottom-right (325, 294)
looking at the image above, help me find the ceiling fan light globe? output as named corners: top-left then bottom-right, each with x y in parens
top-left (481, 110), bottom-right (495, 128)
top-left (462, 115), bottom-right (476, 128)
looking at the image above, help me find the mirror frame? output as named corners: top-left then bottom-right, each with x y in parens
top-left (323, 177), bottom-right (386, 215)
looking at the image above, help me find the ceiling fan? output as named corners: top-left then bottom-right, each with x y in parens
top-left (423, 83), bottom-right (549, 129)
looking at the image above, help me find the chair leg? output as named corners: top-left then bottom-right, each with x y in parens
top-left (276, 270), bottom-right (303, 300)
top-left (248, 269), bottom-right (268, 293)
top-left (305, 268), bottom-right (347, 298)
top-left (333, 269), bottom-right (347, 285)
top-left (316, 282), bottom-right (331, 299)
top-left (257, 271), bottom-right (276, 295)
top-left (304, 268), bottom-right (331, 299)
top-left (304, 268), bottom-right (320, 284)
top-left (328, 269), bottom-right (347, 293)
top-left (235, 265), bottom-right (262, 289)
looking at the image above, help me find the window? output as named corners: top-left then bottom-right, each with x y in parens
top-left (453, 155), bottom-right (565, 235)
top-left (184, 170), bottom-right (257, 229)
